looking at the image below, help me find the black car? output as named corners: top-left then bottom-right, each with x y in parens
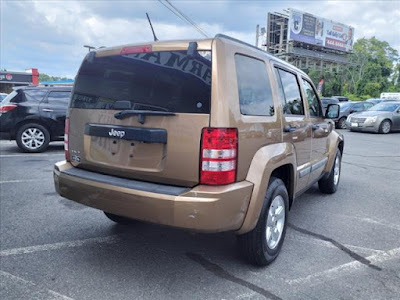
top-left (0, 86), bottom-right (72, 152)
top-left (332, 96), bottom-right (349, 102)
top-left (321, 97), bottom-right (339, 114)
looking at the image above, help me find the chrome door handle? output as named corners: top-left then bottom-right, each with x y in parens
top-left (42, 108), bottom-right (54, 112)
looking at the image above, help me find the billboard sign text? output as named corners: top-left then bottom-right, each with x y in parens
top-left (288, 9), bottom-right (354, 52)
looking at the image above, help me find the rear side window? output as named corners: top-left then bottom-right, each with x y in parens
top-left (235, 54), bottom-right (274, 116)
top-left (364, 102), bottom-right (374, 110)
top-left (23, 89), bottom-right (48, 102)
top-left (302, 79), bottom-right (322, 117)
top-left (72, 51), bottom-right (211, 113)
top-left (47, 91), bottom-right (71, 106)
top-left (352, 102), bottom-right (363, 112)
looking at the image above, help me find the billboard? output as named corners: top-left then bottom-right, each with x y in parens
top-left (288, 9), bottom-right (354, 52)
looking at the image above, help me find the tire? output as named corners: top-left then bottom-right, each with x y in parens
top-left (237, 177), bottom-right (289, 266)
top-left (379, 119), bottom-right (391, 134)
top-left (318, 149), bottom-right (341, 194)
top-left (16, 123), bottom-right (50, 153)
top-left (337, 117), bottom-right (347, 129)
top-left (104, 212), bottom-right (135, 225)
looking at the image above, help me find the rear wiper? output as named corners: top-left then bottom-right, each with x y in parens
top-left (114, 110), bottom-right (175, 124)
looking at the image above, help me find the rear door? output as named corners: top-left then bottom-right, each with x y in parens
top-left (274, 66), bottom-right (312, 192)
top-left (40, 90), bottom-right (71, 137)
top-left (68, 49), bottom-right (212, 187)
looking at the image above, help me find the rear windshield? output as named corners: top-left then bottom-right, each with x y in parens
top-left (72, 50), bottom-right (212, 113)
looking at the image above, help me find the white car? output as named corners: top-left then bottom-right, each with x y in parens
top-left (0, 93), bottom-right (8, 102)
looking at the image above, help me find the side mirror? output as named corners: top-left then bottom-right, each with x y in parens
top-left (325, 104), bottom-right (340, 119)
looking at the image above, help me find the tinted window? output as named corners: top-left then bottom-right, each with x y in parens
top-left (352, 102), bottom-right (363, 112)
top-left (302, 79), bottom-right (322, 117)
top-left (276, 68), bottom-right (304, 115)
top-left (339, 102), bottom-right (352, 110)
top-left (235, 54), bottom-right (274, 116)
top-left (47, 91), bottom-right (71, 106)
top-left (24, 89), bottom-right (48, 102)
top-left (369, 103), bottom-right (400, 112)
top-left (72, 51), bottom-right (211, 113)
top-left (364, 102), bottom-right (374, 109)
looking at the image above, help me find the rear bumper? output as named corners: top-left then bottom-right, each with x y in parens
top-left (54, 161), bottom-right (253, 233)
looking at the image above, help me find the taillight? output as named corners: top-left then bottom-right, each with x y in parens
top-left (64, 118), bottom-right (70, 161)
top-left (0, 104), bottom-right (17, 113)
top-left (120, 45), bottom-right (152, 55)
top-left (200, 128), bottom-right (238, 185)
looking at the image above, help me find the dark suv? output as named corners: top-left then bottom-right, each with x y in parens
top-left (0, 86), bottom-right (72, 152)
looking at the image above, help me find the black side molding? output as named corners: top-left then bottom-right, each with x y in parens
top-left (84, 124), bottom-right (167, 143)
top-left (62, 167), bottom-right (190, 196)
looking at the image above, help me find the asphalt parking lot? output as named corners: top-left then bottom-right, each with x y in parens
top-left (1, 130), bottom-right (399, 300)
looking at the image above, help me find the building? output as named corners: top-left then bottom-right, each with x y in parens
top-left (258, 9), bottom-right (354, 74)
top-left (0, 69), bottom-right (39, 93)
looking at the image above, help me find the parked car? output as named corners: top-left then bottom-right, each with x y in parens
top-left (366, 98), bottom-right (384, 105)
top-left (0, 86), bottom-right (72, 152)
top-left (321, 97), bottom-right (339, 114)
top-left (366, 98), bottom-right (399, 105)
top-left (334, 101), bottom-right (375, 129)
top-left (0, 93), bottom-right (8, 101)
top-left (346, 101), bottom-right (400, 134)
top-left (54, 34), bottom-right (344, 266)
top-left (332, 96), bottom-right (349, 102)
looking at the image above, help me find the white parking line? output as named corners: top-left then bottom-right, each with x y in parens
top-left (0, 235), bottom-right (121, 257)
top-left (287, 232), bottom-right (385, 255)
top-left (0, 153), bottom-right (63, 157)
top-left (0, 270), bottom-right (75, 300)
top-left (285, 246), bottom-right (400, 286)
top-left (351, 216), bottom-right (400, 231)
top-left (0, 179), bottom-right (44, 184)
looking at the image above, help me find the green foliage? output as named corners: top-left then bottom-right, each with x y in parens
top-left (39, 73), bottom-right (71, 82)
top-left (344, 37), bottom-right (398, 97)
top-left (301, 37), bottom-right (399, 99)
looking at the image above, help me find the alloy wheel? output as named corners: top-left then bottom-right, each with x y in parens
top-left (21, 128), bottom-right (45, 150)
top-left (266, 195), bottom-right (286, 250)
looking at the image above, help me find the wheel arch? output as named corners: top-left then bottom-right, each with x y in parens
top-left (236, 142), bottom-right (296, 234)
top-left (14, 118), bottom-right (52, 139)
top-left (323, 130), bottom-right (344, 175)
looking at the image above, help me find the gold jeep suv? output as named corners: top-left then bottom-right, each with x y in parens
top-left (54, 35), bottom-right (343, 266)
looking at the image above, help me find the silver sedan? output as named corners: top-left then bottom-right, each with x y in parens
top-left (345, 101), bottom-right (400, 134)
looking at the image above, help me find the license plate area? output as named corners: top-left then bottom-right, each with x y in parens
top-left (351, 122), bottom-right (358, 127)
top-left (84, 124), bottom-right (166, 171)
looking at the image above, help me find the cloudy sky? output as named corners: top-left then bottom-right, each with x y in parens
top-left (1, 0), bottom-right (399, 78)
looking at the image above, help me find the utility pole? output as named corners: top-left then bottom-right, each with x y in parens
top-left (255, 24), bottom-right (260, 47)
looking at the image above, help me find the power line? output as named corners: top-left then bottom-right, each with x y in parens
top-left (158, 0), bottom-right (209, 38)
top-left (165, 0), bottom-right (209, 38)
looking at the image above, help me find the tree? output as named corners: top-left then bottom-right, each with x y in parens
top-left (300, 37), bottom-right (399, 98)
top-left (345, 37), bottom-right (399, 97)
top-left (39, 73), bottom-right (71, 82)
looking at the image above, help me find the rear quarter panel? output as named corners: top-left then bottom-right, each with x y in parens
top-left (211, 38), bottom-right (283, 181)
